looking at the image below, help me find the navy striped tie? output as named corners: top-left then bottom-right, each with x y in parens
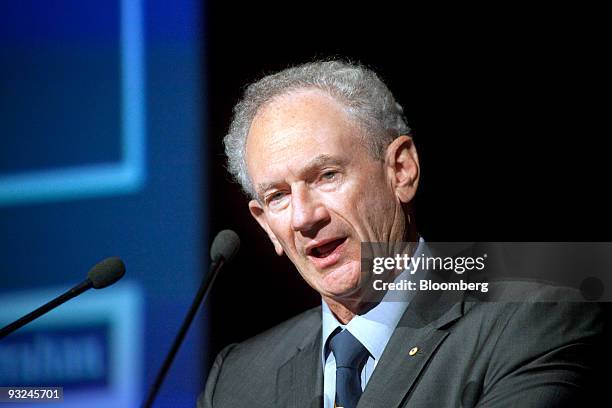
top-left (329, 329), bottom-right (370, 408)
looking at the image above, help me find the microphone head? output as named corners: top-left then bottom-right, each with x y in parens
top-left (88, 257), bottom-right (126, 289)
top-left (210, 229), bottom-right (240, 263)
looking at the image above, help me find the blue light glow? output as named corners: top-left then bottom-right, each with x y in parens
top-left (0, 0), bottom-right (145, 206)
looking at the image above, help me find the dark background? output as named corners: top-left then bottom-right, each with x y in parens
top-left (202, 1), bottom-right (610, 398)
top-left (204, 2), bottom-right (609, 343)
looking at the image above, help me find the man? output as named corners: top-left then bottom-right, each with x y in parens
top-left (199, 60), bottom-right (602, 407)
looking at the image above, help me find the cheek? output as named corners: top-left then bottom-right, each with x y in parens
top-left (352, 171), bottom-right (394, 207)
top-left (266, 214), bottom-right (294, 247)
top-left (359, 197), bottom-right (393, 236)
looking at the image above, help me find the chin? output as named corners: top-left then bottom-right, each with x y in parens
top-left (318, 262), bottom-right (362, 298)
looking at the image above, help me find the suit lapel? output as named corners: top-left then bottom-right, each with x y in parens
top-left (277, 326), bottom-right (324, 408)
top-left (358, 270), bottom-right (465, 408)
top-left (357, 327), bottom-right (450, 408)
top-left (275, 243), bottom-right (471, 408)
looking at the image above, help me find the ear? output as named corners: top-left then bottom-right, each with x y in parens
top-left (385, 135), bottom-right (420, 203)
top-left (248, 199), bottom-right (285, 256)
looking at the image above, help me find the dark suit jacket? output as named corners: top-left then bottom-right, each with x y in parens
top-left (198, 280), bottom-right (602, 407)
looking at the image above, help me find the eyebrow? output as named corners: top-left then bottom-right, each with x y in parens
top-left (255, 154), bottom-right (346, 199)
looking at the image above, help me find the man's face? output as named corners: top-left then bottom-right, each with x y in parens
top-left (246, 89), bottom-right (410, 302)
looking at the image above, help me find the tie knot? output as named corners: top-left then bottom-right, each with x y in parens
top-left (329, 329), bottom-right (369, 369)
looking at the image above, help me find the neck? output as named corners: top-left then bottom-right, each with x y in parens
top-left (322, 296), bottom-right (369, 324)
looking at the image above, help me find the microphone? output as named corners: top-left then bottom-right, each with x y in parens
top-left (0, 257), bottom-right (125, 340)
top-left (143, 229), bottom-right (240, 408)
top-left (210, 229), bottom-right (240, 265)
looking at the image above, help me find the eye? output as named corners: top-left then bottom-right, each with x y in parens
top-left (321, 171), bottom-right (337, 180)
top-left (267, 191), bottom-right (286, 204)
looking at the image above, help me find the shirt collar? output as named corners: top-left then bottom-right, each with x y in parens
top-left (321, 238), bottom-right (427, 365)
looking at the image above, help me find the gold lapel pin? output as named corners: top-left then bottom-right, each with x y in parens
top-left (409, 346), bottom-right (419, 356)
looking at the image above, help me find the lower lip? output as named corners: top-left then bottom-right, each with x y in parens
top-left (307, 238), bottom-right (347, 269)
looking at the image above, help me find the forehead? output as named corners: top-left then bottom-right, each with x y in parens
top-left (245, 89), bottom-right (363, 175)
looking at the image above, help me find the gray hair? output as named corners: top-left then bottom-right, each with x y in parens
top-left (224, 60), bottom-right (411, 198)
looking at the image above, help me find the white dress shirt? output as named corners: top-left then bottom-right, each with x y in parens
top-left (321, 238), bottom-right (427, 408)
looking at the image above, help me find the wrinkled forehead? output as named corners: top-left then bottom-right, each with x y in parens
top-left (244, 90), bottom-right (368, 191)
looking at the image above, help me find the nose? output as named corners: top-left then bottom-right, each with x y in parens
top-left (291, 185), bottom-right (330, 233)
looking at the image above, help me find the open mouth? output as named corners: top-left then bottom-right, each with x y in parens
top-left (308, 237), bottom-right (347, 258)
